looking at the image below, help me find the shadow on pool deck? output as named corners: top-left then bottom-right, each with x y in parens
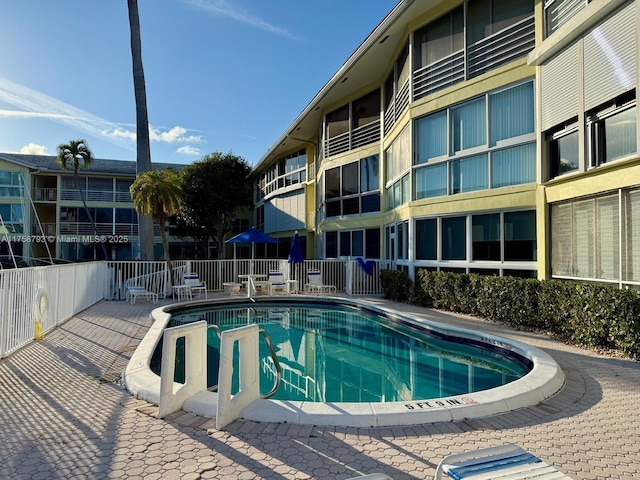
top-left (0, 296), bottom-right (639, 479)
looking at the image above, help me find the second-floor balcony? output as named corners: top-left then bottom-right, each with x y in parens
top-left (324, 119), bottom-right (381, 158)
top-left (60, 189), bottom-right (133, 203)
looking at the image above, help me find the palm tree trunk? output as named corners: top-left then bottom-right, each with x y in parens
top-left (158, 213), bottom-right (174, 286)
top-left (127, 0), bottom-right (154, 261)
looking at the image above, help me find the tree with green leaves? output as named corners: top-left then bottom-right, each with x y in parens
top-left (130, 169), bottom-right (182, 279)
top-left (127, 0), bottom-right (154, 261)
top-left (56, 139), bottom-right (109, 260)
top-left (180, 152), bottom-right (253, 259)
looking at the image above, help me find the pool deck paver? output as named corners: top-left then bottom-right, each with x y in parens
top-left (1, 296), bottom-right (639, 479)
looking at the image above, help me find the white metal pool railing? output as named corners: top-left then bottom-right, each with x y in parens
top-left (0, 262), bottom-right (108, 358)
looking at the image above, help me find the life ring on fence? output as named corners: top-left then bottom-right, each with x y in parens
top-left (34, 288), bottom-right (48, 340)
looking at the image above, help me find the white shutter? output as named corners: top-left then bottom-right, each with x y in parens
top-left (583, 1), bottom-right (637, 110)
top-left (573, 198), bottom-right (595, 278)
top-left (541, 43), bottom-right (580, 130)
top-left (625, 189), bottom-right (640, 281)
top-left (551, 202), bottom-right (574, 276)
top-left (596, 194), bottom-right (620, 280)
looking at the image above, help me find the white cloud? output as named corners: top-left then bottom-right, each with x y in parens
top-left (183, 0), bottom-right (297, 40)
top-left (19, 143), bottom-right (48, 155)
top-left (0, 109), bottom-right (76, 120)
top-left (176, 145), bottom-right (201, 155)
top-left (106, 125), bottom-right (204, 144)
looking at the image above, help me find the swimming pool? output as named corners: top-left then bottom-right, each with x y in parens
top-left (124, 296), bottom-right (564, 427)
top-left (152, 302), bottom-right (531, 403)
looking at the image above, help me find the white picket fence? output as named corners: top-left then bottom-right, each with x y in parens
top-left (0, 262), bottom-right (108, 358)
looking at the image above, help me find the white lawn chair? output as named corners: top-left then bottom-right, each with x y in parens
top-left (435, 444), bottom-right (572, 479)
top-left (304, 269), bottom-right (336, 294)
top-left (183, 273), bottom-right (207, 299)
top-left (125, 285), bottom-right (158, 305)
top-left (268, 270), bottom-right (291, 295)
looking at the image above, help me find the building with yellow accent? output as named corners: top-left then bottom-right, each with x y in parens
top-left (253, 0), bottom-right (639, 289)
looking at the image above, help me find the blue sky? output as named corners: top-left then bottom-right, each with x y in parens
top-left (0, 0), bottom-right (397, 166)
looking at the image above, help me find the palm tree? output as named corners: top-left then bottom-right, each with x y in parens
top-left (56, 139), bottom-right (109, 260)
top-left (130, 169), bottom-right (182, 281)
top-left (127, 0), bottom-right (154, 261)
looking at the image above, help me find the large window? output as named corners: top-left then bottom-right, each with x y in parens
top-left (325, 155), bottom-right (380, 218)
top-left (258, 149), bottom-right (307, 199)
top-left (548, 121), bottom-right (580, 178)
top-left (468, 0), bottom-right (533, 44)
top-left (588, 91), bottom-right (637, 167)
top-left (414, 81), bottom-right (535, 199)
top-left (552, 193), bottom-right (621, 281)
top-left (0, 203), bottom-right (24, 233)
top-left (325, 228), bottom-right (380, 259)
top-left (415, 210), bottom-right (536, 274)
top-left (0, 171), bottom-right (24, 198)
top-left (386, 126), bottom-right (411, 210)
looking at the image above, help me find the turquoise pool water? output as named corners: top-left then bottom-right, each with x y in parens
top-left (151, 301), bottom-right (530, 403)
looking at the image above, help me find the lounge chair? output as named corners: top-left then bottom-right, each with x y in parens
top-left (125, 285), bottom-right (158, 305)
top-left (435, 444), bottom-right (572, 479)
top-left (183, 273), bottom-right (207, 299)
top-left (304, 269), bottom-right (336, 294)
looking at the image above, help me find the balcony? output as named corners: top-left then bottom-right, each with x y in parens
top-left (324, 118), bottom-right (381, 158)
top-left (33, 188), bottom-right (57, 202)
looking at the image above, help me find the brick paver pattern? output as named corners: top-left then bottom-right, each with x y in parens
top-left (1, 297), bottom-right (639, 479)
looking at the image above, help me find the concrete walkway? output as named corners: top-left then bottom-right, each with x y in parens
top-left (1, 297), bottom-right (639, 479)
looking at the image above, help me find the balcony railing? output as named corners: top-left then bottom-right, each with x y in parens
top-left (351, 119), bottom-right (381, 150)
top-left (467, 16), bottom-right (535, 78)
top-left (413, 50), bottom-right (465, 101)
top-left (31, 223), bottom-right (56, 236)
top-left (383, 78), bottom-right (410, 136)
top-left (60, 189), bottom-right (131, 203)
top-left (33, 188), bottom-right (57, 202)
top-left (324, 119), bottom-right (381, 159)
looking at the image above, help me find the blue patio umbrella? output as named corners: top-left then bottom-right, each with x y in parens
top-left (225, 227), bottom-right (278, 259)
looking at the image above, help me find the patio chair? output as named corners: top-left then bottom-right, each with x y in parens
top-left (183, 273), bottom-right (207, 299)
top-left (304, 269), bottom-right (336, 294)
top-left (125, 285), bottom-right (158, 305)
top-left (268, 270), bottom-right (289, 295)
top-left (435, 444), bottom-right (572, 479)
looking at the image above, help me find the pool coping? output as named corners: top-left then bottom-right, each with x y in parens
top-left (122, 295), bottom-right (565, 428)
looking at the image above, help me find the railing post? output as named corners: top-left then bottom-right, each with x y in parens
top-left (158, 321), bottom-right (208, 418)
top-left (216, 324), bottom-right (260, 429)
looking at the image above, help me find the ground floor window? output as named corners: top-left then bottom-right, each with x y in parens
top-left (414, 209), bottom-right (536, 275)
top-left (325, 228), bottom-right (380, 259)
top-left (551, 187), bottom-right (640, 287)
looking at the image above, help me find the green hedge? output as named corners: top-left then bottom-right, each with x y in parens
top-left (380, 269), bottom-right (640, 359)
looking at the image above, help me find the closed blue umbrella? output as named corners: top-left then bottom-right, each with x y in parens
top-left (288, 231), bottom-right (304, 287)
top-left (288, 231), bottom-right (304, 264)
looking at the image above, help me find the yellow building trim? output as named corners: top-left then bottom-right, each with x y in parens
top-left (544, 158), bottom-right (640, 204)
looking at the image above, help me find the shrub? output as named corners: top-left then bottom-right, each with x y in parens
top-left (379, 269), bottom-right (414, 303)
top-left (412, 270), bottom-right (640, 359)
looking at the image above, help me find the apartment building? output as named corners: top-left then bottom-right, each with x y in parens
top-left (253, 0), bottom-right (639, 289)
top-left (0, 153), bottom-right (188, 263)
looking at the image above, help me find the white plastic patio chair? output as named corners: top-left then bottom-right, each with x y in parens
top-left (268, 270), bottom-right (288, 295)
top-left (304, 269), bottom-right (336, 294)
top-left (183, 273), bottom-right (207, 299)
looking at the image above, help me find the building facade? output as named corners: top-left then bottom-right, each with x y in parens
top-left (0, 153), bottom-right (194, 264)
top-left (253, 0), bottom-right (639, 289)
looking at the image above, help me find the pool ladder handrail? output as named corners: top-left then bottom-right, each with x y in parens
top-left (206, 324), bottom-right (282, 399)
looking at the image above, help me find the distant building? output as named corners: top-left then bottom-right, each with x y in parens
top-left (253, 0), bottom-right (639, 289)
top-left (0, 153), bottom-right (192, 262)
